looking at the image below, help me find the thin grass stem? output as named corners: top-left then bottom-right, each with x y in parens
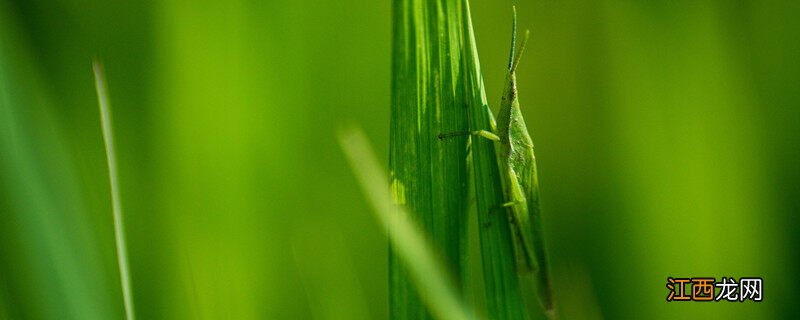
top-left (93, 60), bottom-right (136, 320)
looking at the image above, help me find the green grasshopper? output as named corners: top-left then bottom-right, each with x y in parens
top-left (439, 8), bottom-right (555, 318)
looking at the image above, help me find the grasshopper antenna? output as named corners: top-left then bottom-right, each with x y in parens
top-left (507, 6), bottom-right (518, 70)
top-left (511, 29), bottom-right (530, 73)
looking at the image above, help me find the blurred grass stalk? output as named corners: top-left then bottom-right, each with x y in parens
top-left (340, 128), bottom-right (473, 320)
top-left (93, 61), bottom-right (136, 320)
top-left (391, 0), bottom-right (528, 319)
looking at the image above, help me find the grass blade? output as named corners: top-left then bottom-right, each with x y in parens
top-left (93, 60), bottom-right (136, 320)
top-left (339, 127), bottom-right (473, 320)
top-left (390, 0), bottom-right (472, 318)
top-left (460, 3), bottom-right (528, 320)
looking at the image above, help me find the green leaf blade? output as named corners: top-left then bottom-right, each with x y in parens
top-left (390, 0), bottom-right (472, 319)
top-left (460, 2), bottom-right (528, 320)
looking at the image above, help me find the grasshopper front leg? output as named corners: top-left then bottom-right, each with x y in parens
top-left (437, 130), bottom-right (501, 142)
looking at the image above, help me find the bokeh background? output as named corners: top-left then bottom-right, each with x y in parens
top-left (1, 0), bottom-right (798, 319)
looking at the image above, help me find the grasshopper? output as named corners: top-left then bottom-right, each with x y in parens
top-left (439, 8), bottom-right (555, 318)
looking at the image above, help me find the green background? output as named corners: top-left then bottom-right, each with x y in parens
top-left (0, 0), bottom-right (797, 318)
